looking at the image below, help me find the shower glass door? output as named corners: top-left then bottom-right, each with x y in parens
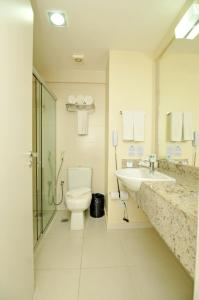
top-left (32, 73), bottom-right (56, 246)
top-left (33, 75), bottom-right (42, 246)
top-left (42, 86), bottom-right (56, 231)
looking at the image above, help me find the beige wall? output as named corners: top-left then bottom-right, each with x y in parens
top-left (0, 1), bottom-right (34, 299)
top-left (107, 50), bottom-right (154, 227)
top-left (41, 69), bottom-right (106, 84)
top-left (158, 54), bottom-right (199, 165)
top-left (48, 81), bottom-right (106, 210)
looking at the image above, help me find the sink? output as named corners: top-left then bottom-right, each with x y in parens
top-left (115, 168), bottom-right (176, 192)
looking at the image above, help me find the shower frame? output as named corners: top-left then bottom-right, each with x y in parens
top-left (32, 69), bottom-right (57, 247)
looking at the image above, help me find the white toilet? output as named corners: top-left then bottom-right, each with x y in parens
top-left (65, 167), bottom-right (92, 230)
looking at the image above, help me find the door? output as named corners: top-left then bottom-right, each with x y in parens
top-left (0, 1), bottom-right (34, 300)
top-left (42, 86), bottom-right (56, 231)
top-left (33, 75), bottom-right (42, 246)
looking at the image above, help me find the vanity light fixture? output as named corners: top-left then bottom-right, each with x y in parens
top-left (175, 3), bottom-right (199, 39)
top-left (48, 11), bottom-right (67, 27)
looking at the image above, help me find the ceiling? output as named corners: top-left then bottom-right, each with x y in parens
top-left (32, 0), bottom-right (187, 74)
top-left (168, 35), bottom-right (199, 53)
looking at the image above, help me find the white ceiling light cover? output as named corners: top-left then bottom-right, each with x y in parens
top-left (48, 11), bottom-right (67, 27)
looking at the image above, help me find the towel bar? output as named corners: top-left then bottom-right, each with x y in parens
top-left (65, 103), bottom-right (95, 112)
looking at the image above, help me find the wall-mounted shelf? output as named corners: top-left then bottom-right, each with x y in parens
top-left (65, 103), bottom-right (95, 112)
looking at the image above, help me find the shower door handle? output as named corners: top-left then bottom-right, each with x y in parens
top-left (24, 151), bottom-right (38, 168)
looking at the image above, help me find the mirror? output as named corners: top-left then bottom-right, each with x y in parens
top-left (157, 35), bottom-right (199, 166)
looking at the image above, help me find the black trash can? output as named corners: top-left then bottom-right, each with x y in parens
top-left (90, 193), bottom-right (104, 218)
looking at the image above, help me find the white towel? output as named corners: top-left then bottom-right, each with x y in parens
top-left (183, 112), bottom-right (193, 141)
top-left (76, 94), bottom-right (85, 105)
top-left (122, 111), bottom-right (134, 140)
top-left (133, 112), bottom-right (145, 142)
top-left (77, 110), bottom-right (88, 135)
top-left (84, 96), bottom-right (93, 105)
top-left (68, 95), bottom-right (76, 104)
top-left (167, 112), bottom-right (183, 142)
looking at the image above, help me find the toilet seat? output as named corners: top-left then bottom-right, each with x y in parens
top-left (66, 187), bottom-right (91, 198)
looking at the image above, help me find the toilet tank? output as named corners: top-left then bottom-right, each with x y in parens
top-left (67, 167), bottom-right (92, 190)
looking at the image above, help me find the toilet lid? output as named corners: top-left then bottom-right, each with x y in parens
top-left (66, 187), bottom-right (91, 198)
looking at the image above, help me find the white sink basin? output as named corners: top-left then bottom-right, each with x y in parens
top-left (115, 168), bottom-right (176, 192)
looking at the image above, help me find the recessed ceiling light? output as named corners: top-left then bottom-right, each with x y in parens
top-left (48, 11), bottom-right (67, 27)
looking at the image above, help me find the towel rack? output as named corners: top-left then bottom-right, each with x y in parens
top-left (65, 103), bottom-right (95, 112)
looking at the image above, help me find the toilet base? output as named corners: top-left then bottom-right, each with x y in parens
top-left (70, 211), bottom-right (84, 230)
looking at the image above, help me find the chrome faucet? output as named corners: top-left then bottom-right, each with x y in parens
top-left (149, 161), bottom-right (155, 174)
top-left (149, 154), bottom-right (156, 174)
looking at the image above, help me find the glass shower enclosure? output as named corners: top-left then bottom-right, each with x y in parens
top-left (32, 73), bottom-right (56, 247)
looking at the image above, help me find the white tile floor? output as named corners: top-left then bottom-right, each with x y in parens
top-left (34, 211), bottom-right (193, 300)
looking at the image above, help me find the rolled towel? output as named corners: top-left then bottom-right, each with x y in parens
top-left (68, 95), bottom-right (76, 104)
top-left (84, 96), bottom-right (93, 105)
top-left (76, 94), bottom-right (85, 105)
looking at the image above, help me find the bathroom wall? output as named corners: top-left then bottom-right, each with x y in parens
top-left (48, 78), bottom-right (106, 210)
top-left (39, 69), bottom-right (106, 84)
top-left (106, 50), bottom-right (155, 227)
top-left (0, 1), bottom-right (34, 299)
top-left (158, 53), bottom-right (199, 165)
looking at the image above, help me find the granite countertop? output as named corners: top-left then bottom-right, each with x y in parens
top-left (137, 167), bottom-right (198, 278)
top-left (143, 170), bottom-right (198, 221)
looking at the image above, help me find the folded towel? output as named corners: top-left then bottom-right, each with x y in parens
top-left (122, 111), bottom-right (134, 141)
top-left (68, 95), bottom-right (76, 104)
top-left (133, 112), bottom-right (145, 141)
top-left (77, 110), bottom-right (88, 135)
top-left (167, 112), bottom-right (183, 142)
top-left (66, 187), bottom-right (91, 198)
top-left (183, 112), bottom-right (193, 141)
